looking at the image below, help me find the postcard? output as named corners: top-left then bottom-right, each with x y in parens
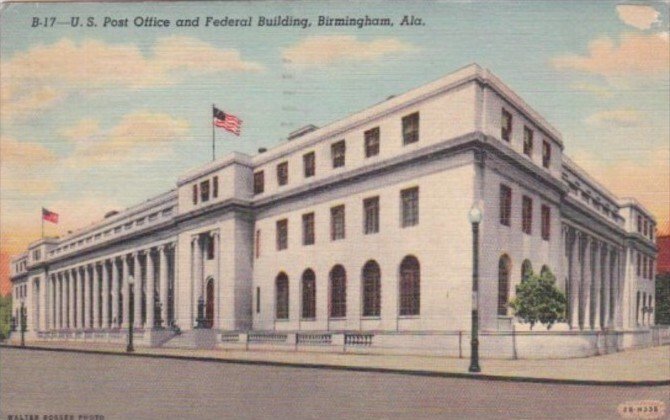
top-left (1, 1), bottom-right (668, 418)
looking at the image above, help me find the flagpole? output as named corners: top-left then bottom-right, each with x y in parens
top-left (212, 103), bottom-right (216, 162)
top-left (41, 208), bottom-right (44, 239)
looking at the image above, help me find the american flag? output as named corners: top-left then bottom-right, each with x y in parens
top-left (42, 208), bottom-right (59, 224)
top-left (213, 106), bottom-right (242, 136)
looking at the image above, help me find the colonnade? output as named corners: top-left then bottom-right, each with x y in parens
top-left (40, 243), bottom-right (175, 332)
top-left (563, 226), bottom-right (622, 330)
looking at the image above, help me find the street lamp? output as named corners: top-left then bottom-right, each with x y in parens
top-left (468, 204), bottom-right (482, 373)
top-left (126, 276), bottom-right (134, 353)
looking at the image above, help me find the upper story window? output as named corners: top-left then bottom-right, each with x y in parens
top-left (277, 161), bottom-right (289, 186)
top-left (255, 229), bottom-right (261, 259)
top-left (401, 187), bottom-right (419, 227)
top-left (402, 112), bottom-right (420, 145)
top-left (542, 140), bottom-right (551, 169)
top-left (213, 176), bottom-right (219, 198)
top-left (522, 195), bottom-right (533, 235)
top-left (192, 184), bottom-right (198, 205)
top-left (331, 140), bottom-right (346, 168)
top-left (643, 219), bottom-right (648, 237)
top-left (302, 212), bottom-right (315, 246)
top-left (499, 184), bottom-right (512, 227)
top-left (501, 109), bottom-right (512, 142)
top-left (331, 205), bottom-right (346, 241)
top-left (364, 196), bottom-right (380, 234)
top-left (637, 215), bottom-right (642, 233)
top-left (206, 236), bottom-right (215, 260)
top-left (364, 127), bottom-right (380, 157)
top-left (253, 171), bottom-right (265, 195)
top-left (523, 126), bottom-right (533, 157)
top-left (32, 249), bottom-right (41, 261)
top-left (303, 151), bottom-right (315, 178)
top-left (276, 219), bottom-right (288, 251)
top-left (200, 180), bottom-right (210, 202)
top-left (541, 204), bottom-right (551, 240)
top-left (637, 253), bottom-right (641, 277)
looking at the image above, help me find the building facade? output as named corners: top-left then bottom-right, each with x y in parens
top-left (9, 64), bottom-right (661, 358)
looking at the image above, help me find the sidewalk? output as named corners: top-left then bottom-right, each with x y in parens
top-left (2, 341), bottom-right (668, 385)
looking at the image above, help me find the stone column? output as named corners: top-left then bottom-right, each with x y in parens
top-left (569, 231), bottom-right (580, 329)
top-left (122, 254), bottom-right (130, 329)
top-left (93, 264), bottom-right (100, 329)
top-left (602, 247), bottom-right (611, 328)
top-left (134, 252), bottom-right (142, 328)
top-left (146, 249), bottom-right (155, 329)
top-left (68, 271), bottom-right (75, 329)
top-left (102, 261), bottom-right (109, 328)
top-left (39, 278), bottom-right (47, 331)
top-left (213, 232), bottom-right (220, 329)
top-left (56, 275), bottom-right (61, 329)
top-left (159, 245), bottom-right (169, 327)
top-left (83, 265), bottom-right (91, 329)
top-left (111, 259), bottom-right (119, 327)
top-left (592, 243), bottom-right (601, 330)
top-left (193, 236), bottom-right (203, 327)
top-left (582, 237), bottom-right (592, 330)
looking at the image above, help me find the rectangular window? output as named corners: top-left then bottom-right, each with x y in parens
top-left (402, 112), bottom-right (420, 145)
top-left (637, 253), bottom-right (641, 277)
top-left (523, 126), bottom-right (533, 157)
top-left (364, 127), bottom-right (380, 157)
top-left (330, 205), bottom-right (345, 240)
top-left (255, 229), bottom-right (261, 259)
top-left (302, 212), bottom-right (315, 246)
top-left (192, 184), bottom-right (198, 205)
top-left (542, 141), bottom-right (551, 169)
top-left (522, 195), bottom-right (533, 235)
top-left (499, 184), bottom-right (512, 227)
top-left (401, 187), bottom-right (419, 227)
top-left (212, 176), bottom-right (219, 198)
top-left (276, 219), bottom-right (288, 251)
top-left (206, 236), bottom-right (215, 260)
top-left (200, 180), bottom-right (210, 202)
top-left (256, 287), bottom-right (260, 314)
top-left (303, 151), bottom-right (315, 178)
top-left (331, 140), bottom-right (346, 168)
top-left (277, 161), bottom-right (289, 186)
top-left (541, 205), bottom-right (551, 240)
top-left (363, 196), bottom-right (380, 234)
top-left (643, 219), bottom-right (648, 237)
top-left (637, 215), bottom-right (642, 233)
top-left (501, 108), bottom-right (512, 142)
top-left (253, 171), bottom-right (265, 195)
top-left (643, 256), bottom-right (648, 279)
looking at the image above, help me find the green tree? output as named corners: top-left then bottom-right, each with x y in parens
top-left (0, 294), bottom-right (12, 340)
top-left (656, 273), bottom-right (670, 325)
top-left (509, 268), bottom-right (566, 330)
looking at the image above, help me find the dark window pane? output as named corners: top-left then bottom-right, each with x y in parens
top-left (331, 140), bottom-right (346, 168)
top-left (303, 152), bottom-right (315, 177)
top-left (329, 265), bottom-right (347, 318)
top-left (399, 256), bottom-right (420, 316)
top-left (275, 273), bottom-right (289, 319)
top-left (277, 161), bottom-right (289, 186)
top-left (253, 171), bottom-right (265, 195)
top-left (362, 261), bottom-right (381, 317)
top-left (401, 187), bottom-right (419, 227)
top-left (402, 112), bottom-right (419, 145)
top-left (364, 196), bottom-right (380, 234)
top-left (364, 127), bottom-right (380, 157)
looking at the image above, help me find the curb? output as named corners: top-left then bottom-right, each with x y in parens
top-left (2, 344), bottom-right (669, 387)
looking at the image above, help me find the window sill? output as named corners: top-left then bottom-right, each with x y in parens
top-left (328, 317), bottom-right (346, 321)
top-left (301, 317), bottom-right (317, 321)
top-left (274, 318), bottom-right (289, 322)
top-left (361, 316), bottom-right (381, 320)
top-left (397, 315), bottom-right (420, 319)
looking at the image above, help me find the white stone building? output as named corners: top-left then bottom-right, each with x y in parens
top-left (9, 64), bottom-right (660, 358)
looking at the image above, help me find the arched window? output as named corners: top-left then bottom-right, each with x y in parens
top-left (399, 256), bottom-right (420, 316)
top-left (498, 255), bottom-right (511, 316)
top-left (275, 272), bottom-right (289, 320)
top-left (362, 260), bottom-right (381, 317)
top-left (301, 269), bottom-right (316, 319)
top-left (521, 259), bottom-right (533, 282)
top-left (329, 265), bottom-right (347, 318)
top-left (540, 265), bottom-right (550, 277)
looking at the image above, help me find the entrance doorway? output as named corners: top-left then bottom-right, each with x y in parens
top-left (205, 278), bottom-right (214, 328)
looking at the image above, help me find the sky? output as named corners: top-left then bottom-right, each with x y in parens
top-left (1, 0), bottom-right (669, 295)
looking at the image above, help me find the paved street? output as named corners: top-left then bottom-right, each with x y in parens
top-left (1, 348), bottom-right (668, 419)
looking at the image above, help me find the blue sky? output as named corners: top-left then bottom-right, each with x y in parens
top-left (1, 0), bottom-right (668, 266)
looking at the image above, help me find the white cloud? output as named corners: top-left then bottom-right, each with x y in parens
top-left (63, 111), bottom-right (191, 168)
top-left (551, 33), bottom-right (669, 80)
top-left (0, 135), bottom-right (59, 195)
top-left (616, 5), bottom-right (661, 30)
top-left (570, 82), bottom-right (614, 98)
top-left (1, 36), bottom-right (263, 123)
top-left (585, 108), bottom-right (644, 127)
top-left (282, 35), bottom-right (415, 67)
